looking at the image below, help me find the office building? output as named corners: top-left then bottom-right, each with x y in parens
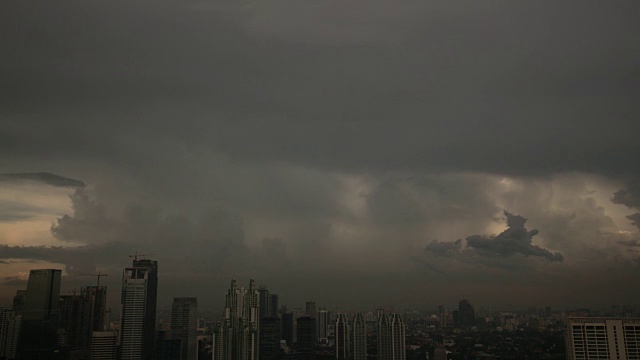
top-left (317, 309), bottom-right (330, 343)
top-left (11, 291), bottom-right (26, 316)
top-left (377, 313), bottom-right (405, 360)
top-left (351, 313), bottom-right (366, 360)
top-left (17, 269), bottom-right (62, 359)
top-left (259, 317), bottom-right (281, 360)
top-left (270, 295), bottom-right (279, 319)
top-left (172, 297), bottom-right (198, 360)
top-left (59, 293), bottom-right (90, 356)
top-left (566, 317), bottom-right (640, 360)
top-left (296, 316), bottom-right (316, 360)
top-left (119, 259), bottom-right (158, 360)
top-left (335, 313), bottom-right (349, 360)
top-left (0, 307), bottom-right (15, 359)
top-left (259, 288), bottom-right (273, 319)
top-left (90, 331), bottom-right (117, 360)
top-left (281, 313), bottom-right (294, 347)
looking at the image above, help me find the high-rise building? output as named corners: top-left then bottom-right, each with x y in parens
top-left (0, 307), bottom-right (15, 359)
top-left (59, 293), bottom-right (90, 355)
top-left (377, 313), bottom-right (405, 360)
top-left (90, 331), bottom-right (117, 360)
top-left (270, 295), bottom-right (279, 319)
top-left (296, 316), bottom-right (316, 360)
top-left (566, 317), bottom-right (640, 360)
top-left (281, 313), bottom-right (294, 348)
top-left (259, 288), bottom-right (273, 319)
top-left (172, 297), bottom-right (198, 360)
top-left (351, 313), bottom-right (366, 360)
top-left (17, 269), bottom-right (62, 359)
top-left (305, 303), bottom-right (316, 318)
top-left (335, 313), bottom-right (349, 360)
top-left (119, 259), bottom-right (158, 360)
top-left (215, 279), bottom-right (260, 360)
top-left (11, 291), bottom-right (26, 316)
top-left (259, 317), bottom-right (281, 360)
top-left (458, 299), bottom-right (475, 327)
top-left (317, 309), bottom-right (330, 343)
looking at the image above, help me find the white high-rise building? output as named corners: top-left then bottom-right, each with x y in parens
top-left (119, 260), bottom-right (158, 360)
top-left (172, 297), bottom-right (198, 360)
top-left (317, 309), bottom-right (330, 343)
top-left (566, 317), bottom-right (640, 360)
top-left (351, 313), bottom-right (367, 360)
top-left (378, 313), bottom-right (405, 360)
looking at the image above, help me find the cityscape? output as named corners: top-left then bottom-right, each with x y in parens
top-left (2, 259), bottom-right (639, 359)
top-left (1, 0), bottom-right (639, 359)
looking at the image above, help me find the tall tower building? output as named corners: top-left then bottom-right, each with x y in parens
top-left (59, 292), bottom-right (90, 356)
top-left (377, 313), bottom-right (405, 360)
top-left (317, 309), bottom-right (330, 343)
top-left (216, 279), bottom-right (260, 360)
top-left (17, 269), bottom-right (62, 359)
top-left (296, 316), bottom-right (316, 360)
top-left (335, 313), bottom-right (349, 360)
top-left (269, 295), bottom-right (279, 319)
top-left (281, 313), bottom-right (294, 347)
top-left (0, 307), bottom-right (15, 359)
top-left (258, 317), bottom-right (281, 360)
top-left (566, 317), bottom-right (640, 360)
top-left (119, 259), bottom-right (158, 360)
top-left (351, 313), bottom-right (367, 360)
top-left (172, 297), bottom-right (198, 360)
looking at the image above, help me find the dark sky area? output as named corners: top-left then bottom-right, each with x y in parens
top-left (1, 0), bottom-right (639, 313)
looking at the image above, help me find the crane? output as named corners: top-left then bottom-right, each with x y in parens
top-left (81, 272), bottom-right (109, 287)
top-left (129, 252), bottom-right (156, 262)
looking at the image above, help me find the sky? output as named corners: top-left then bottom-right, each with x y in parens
top-left (0, 0), bottom-right (639, 314)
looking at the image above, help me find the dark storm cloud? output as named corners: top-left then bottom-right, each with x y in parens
top-left (612, 180), bottom-right (640, 208)
top-left (0, 172), bottom-right (85, 188)
top-left (466, 211), bottom-right (564, 262)
top-left (0, 0), bottom-right (638, 177)
top-left (612, 180), bottom-right (640, 231)
top-left (425, 211), bottom-right (563, 263)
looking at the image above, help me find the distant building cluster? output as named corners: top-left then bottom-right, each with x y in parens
top-left (2, 261), bottom-right (639, 360)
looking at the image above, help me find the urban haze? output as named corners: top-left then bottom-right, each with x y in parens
top-left (1, 0), bottom-right (640, 316)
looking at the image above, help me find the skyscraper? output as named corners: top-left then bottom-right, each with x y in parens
top-left (296, 316), bottom-right (316, 360)
top-left (335, 313), bottom-right (349, 360)
top-left (172, 297), bottom-right (198, 360)
top-left (119, 259), bottom-right (158, 360)
top-left (316, 309), bottom-right (330, 343)
top-left (258, 317), bottom-right (281, 360)
top-left (377, 313), bottom-right (405, 360)
top-left (0, 307), bottom-right (15, 359)
top-left (59, 292), bottom-right (90, 356)
top-left (281, 313), bottom-right (294, 348)
top-left (351, 313), bottom-right (366, 360)
top-left (17, 269), bottom-right (62, 359)
top-left (566, 317), bottom-right (640, 360)
top-left (215, 279), bottom-right (260, 360)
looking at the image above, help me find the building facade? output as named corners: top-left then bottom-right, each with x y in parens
top-left (351, 313), bottom-right (367, 360)
top-left (377, 313), bottom-right (405, 360)
top-left (172, 297), bottom-right (198, 360)
top-left (335, 313), bottom-right (349, 360)
top-left (119, 259), bottom-right (158, 360)
top-left (17, 269), bottom-right (62, 359)
top-left (566, 317), bottom-right (640, 360)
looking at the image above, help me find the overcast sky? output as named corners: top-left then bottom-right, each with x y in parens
top-left (1, 0), bottom-right (639, 313)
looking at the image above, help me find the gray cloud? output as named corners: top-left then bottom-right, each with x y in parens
top-left (0, 172), bottom-right (85, 188)
top-left (466, 211), bottom-right (564, 262)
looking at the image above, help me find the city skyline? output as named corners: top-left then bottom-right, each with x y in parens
top-left (1, 0), bottom-right (640, 312)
